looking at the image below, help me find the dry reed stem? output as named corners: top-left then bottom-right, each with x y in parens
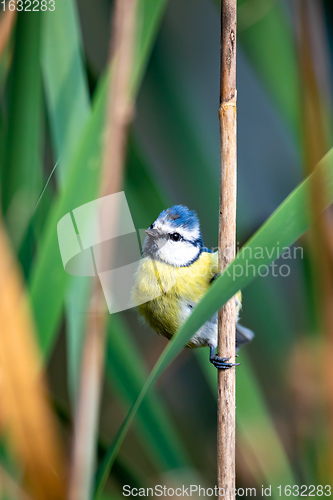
top-left (0, 220), bottom-right (66, 500)
top-left (218, 1), bottom-right (237, 498)
top-left (298, 0), bottom-right (333, 480)
top-left (0, 9), bottom-right (16, 56)
top-left (68, 1), bottom-right (138, 499)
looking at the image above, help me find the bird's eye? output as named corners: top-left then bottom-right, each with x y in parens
top-left (170, 232), bottom-right (181, 241)
top-left (149, 224), bottom-right (154, 229)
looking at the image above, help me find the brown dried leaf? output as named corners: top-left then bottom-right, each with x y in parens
top-left (0, 221), bottom-right (67, 500)
top-left (0, 9), bottom-right (16, 56)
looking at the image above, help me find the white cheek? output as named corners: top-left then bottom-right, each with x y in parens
top-left (157, 240), bottom-right (199, 267)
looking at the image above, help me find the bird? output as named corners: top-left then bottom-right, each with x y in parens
top-left (132, 205), bottom-right (254, 369)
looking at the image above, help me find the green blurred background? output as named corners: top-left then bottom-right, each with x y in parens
top-left (1, 0), bottom-right (333, 498)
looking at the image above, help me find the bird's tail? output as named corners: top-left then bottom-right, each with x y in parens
top-left (236, 323), bottom-right (254, 350)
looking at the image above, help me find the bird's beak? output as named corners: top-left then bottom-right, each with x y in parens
top-left (145, 228), bottom-right (161, 238)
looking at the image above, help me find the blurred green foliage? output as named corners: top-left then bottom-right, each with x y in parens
top-left (0, 0), bottom-right (333, 498)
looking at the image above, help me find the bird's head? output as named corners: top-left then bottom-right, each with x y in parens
top-left (142, 205), bottom-right (203, 267)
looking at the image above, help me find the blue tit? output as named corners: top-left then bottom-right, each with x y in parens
top-left (132, 205), bottom-right (254, 369)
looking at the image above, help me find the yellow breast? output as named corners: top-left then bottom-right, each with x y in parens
top-left (132, 252), bottom-right (218, 339)
top-left (132, 251), bottom-right (242, 342)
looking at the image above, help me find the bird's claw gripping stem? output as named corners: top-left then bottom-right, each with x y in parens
top-left (209, 346), bottom-right (240, 370)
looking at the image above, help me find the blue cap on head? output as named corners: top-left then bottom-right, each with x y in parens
top-left (157, 205), bottom-right (200, 231)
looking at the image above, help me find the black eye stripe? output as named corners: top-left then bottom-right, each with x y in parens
top-left (168, 233), bottom-right (203, 246)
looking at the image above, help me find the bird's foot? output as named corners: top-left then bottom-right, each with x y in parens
top-left (209, 346), bottom-right (240, 370)
top-left (210, 272), bottom-right (221, 284)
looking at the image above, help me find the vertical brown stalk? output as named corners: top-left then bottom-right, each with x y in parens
top-left (297, 0), bottom-right (333, 480)
top-left (0, 10), bottom-right (16, 57)
top-left (68, 1), bottom-right (138, 499)
top-left (218, 1), bottom-right (237, 499)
